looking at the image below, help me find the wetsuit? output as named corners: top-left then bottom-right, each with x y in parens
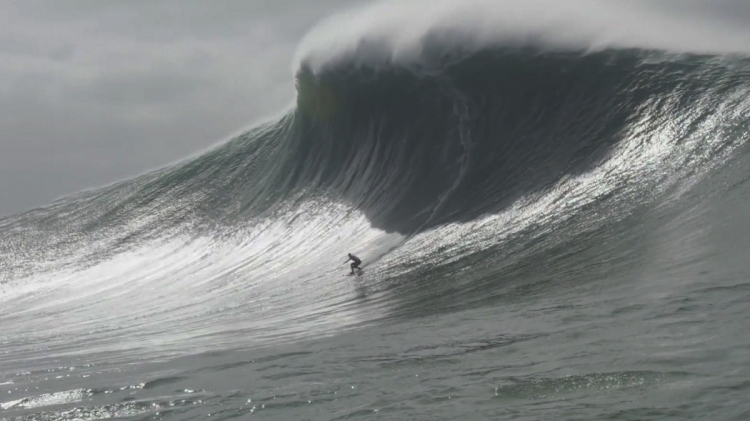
top-left (345, 253), bottom-right (362, 274)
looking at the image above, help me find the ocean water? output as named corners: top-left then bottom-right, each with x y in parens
top-left (3, 2), bottom-right (750, 420)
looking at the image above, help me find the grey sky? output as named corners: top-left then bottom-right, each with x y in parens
top-left (0, 0), bottom-right (365, 216)
top-left (2, 0), bottom-right (750, 217)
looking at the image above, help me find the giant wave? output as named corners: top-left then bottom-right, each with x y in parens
top-left (1, 0), bottom-right (750, 360)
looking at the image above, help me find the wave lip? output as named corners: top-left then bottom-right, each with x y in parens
top-left (295, 0), bottom-right (750, 73)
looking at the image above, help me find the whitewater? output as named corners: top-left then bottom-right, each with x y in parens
top-left (2, 0), bottom-right (750, 419)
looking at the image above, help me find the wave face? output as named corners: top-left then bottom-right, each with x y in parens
top-left (294, 49), bottom-right (750, 234)
top-left (2, 45), bottom-right (749, 352)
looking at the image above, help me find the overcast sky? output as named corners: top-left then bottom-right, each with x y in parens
top-left (2, 0), bottom-right (750, 217)
top-left (0, 0), bottom-right (368, 216)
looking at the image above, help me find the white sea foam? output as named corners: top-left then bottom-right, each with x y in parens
top-left (295, 0), bottom-right (750, 73)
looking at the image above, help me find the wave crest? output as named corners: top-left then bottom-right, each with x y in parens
top-left (294, 0), bottom-right (750, 74)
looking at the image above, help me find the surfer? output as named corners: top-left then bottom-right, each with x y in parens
top-left (344, 253), bottom-right (362, 274)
